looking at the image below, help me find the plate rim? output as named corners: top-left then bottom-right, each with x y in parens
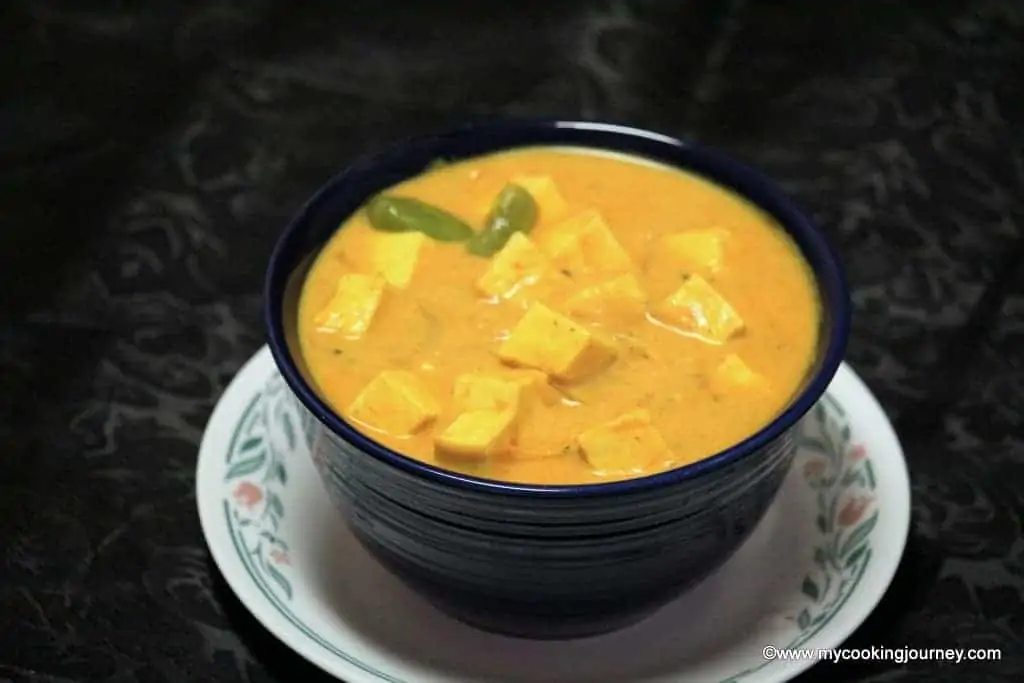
top-left (196, 345), bottom-right (911, 683)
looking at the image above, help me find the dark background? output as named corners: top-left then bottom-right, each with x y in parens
top-left (2, 1), bottom-right (1022, 681)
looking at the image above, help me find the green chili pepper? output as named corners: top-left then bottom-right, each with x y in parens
top-left (466, 183), bottom-right (538, 257)
top-left (424, 157), bottom-right (450, 172)
top-left (365, 195), bottom-right (474, 242)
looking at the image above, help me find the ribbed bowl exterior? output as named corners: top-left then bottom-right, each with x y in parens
top-left (305, 403), bottom-right (798, 637)
top-left (264, 119), bottom-right (850, 640)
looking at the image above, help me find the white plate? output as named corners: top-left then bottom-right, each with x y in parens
top-left (196, 346), bottom-right (910, 683)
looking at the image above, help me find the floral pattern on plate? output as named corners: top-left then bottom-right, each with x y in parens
top-left (222, 370), bottom-right (881, 683)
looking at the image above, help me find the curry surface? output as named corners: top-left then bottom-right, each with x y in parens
top-left (297, 147), bottom-right (820, 484)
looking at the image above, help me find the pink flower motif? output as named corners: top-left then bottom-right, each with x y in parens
top-left (838, 495), bottom-right (874, 527)
top-left (850, 444), bottom-right (868, 461)
top-left (270, 548), bottom-right (290, 566)
top-left (803, 459), bottom-right (827, 480)
top-left (233, 481), bottom-right (263, 508)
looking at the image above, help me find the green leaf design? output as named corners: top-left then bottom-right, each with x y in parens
top-left (239, 436), bottom-right (263, 453)
top-left (266, 376), bottom-right (284, 396)
top-left (273, 461), bottom-right (287, 484)
top-left (865, 460), bottom-right (877, 490)
top-left (281, 412), bottom-right (297, 451)
top-left (260, 530), bottom-right (288, 549)
top-left (844, 545), bottom-right (867, 568)
top-left (813, 547), bottom-right (827, 567)
top-left (839, 510), bottom-right (878, 559)
top-left (823, 392), bottom-right (845, 417)
top-left (266, 492), bottom-right (285, 520)
top-left (299, 409), bottom-right (316, 450)
top-left (841, 469), bottom-right (867, 487)
top-left (816, 514), bottom-right (827, 533)
top-left (264, 556), bottom-right (293, 599)
top-left (821, 430), bottom-right (838, 462)
top-left (244, 406), bottom-right (262, 431)
top-left (826, 493), bottom-right (839, 532)
top-left (801, 577), bottom-right (820, 601)
top-left (225, 450), bottom-right (267, 480)
top-left (797, 608), bottom-right (811, 629)
top-left (800, 437), bottom-right (828, 453)
top-left (840, 424), bottom-right (851, 443)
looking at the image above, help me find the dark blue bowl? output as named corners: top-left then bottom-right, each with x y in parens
top-left (264, 119), bottom-right (850, 639)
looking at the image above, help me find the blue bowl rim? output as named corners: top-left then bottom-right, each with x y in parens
top-left (264, 118), bottom-right (851, 498)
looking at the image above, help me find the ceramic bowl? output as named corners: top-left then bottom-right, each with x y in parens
top-left (264, 119), bottom-right (850, 639)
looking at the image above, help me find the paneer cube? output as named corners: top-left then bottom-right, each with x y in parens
top-left (453, 370), bottom-right (560, 421)
top-left (582, 213), bottom-right (635, 274)
top-left (538, 210), bottom-right (633, 276)
top-left (506, 368), bottom-right (563, 405)
top-left (313, 273), bottom-right (387, 339)
top-left (453, 373), bottom-right (528, 414)
top-left (650, 274), bottom-right (745, 343)
top-left (370, 231), bottom-right (428, 288)
top-left (510, 175), bottom-right (569, 225)
top-left (564, 273), bottom-right (647, 325)
top-left (435, 409), bottom-right (516, 460)
top-left (346, 370), bottom-right (440, 435)
top-left (475, 233), bottom-right (564, 302)
top-left (577, 409), bottom-right (674, 474)
top-left (497, 303), bottom-right (617, 382)
top-left (537, 226), bottom-right (589, 276)
top-left (658, 229), bottom-right (729, 275)
top-left (710, 354), bottom-right (767, 395)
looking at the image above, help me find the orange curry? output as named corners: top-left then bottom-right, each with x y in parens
top-left (297, 147), bottom-right (820, 484)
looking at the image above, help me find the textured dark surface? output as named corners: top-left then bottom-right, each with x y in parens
top-left (1, 1), bottom-right (1022, 681)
